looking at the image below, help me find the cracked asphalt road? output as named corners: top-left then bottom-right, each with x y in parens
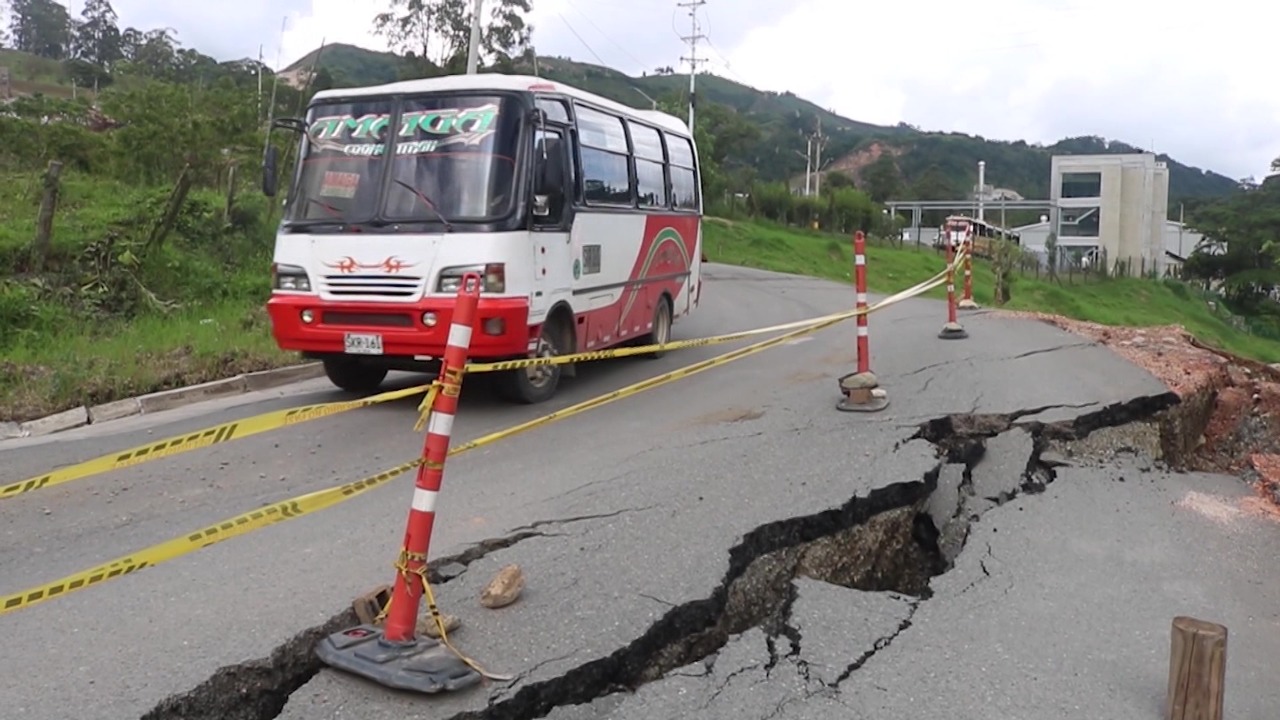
top-left (3, 263), bottom-right (1276, 719)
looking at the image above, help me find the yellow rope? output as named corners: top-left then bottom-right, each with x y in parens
top-left (374, 550), bottom-right (513, 682)
top-left (412, 380), bottom-right (443, 433)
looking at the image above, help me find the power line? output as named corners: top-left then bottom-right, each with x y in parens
top-left (676, 0), bottom-right (706, 130)
top-left (697, 7), bottom-right (749, 86)
top-left (557, 13), bottom-right (608, 68)
top-left (563, 0), bottom-right (648, 75)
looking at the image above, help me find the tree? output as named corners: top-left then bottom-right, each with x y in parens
top-left (1272, 156), bottom-right (1280, 174)
top-left (127, 27), bottom-right (180, 79)
top-left (8, 0), bottom-right (72, 59)
top-left (374, 0), bottom-right (532, 73)
top-left (73, 0), bottom-right (122, 68)
top-left (861, 153), bottom-right (903, 203)
top-left (1182, 176), bottom-right (1280, 310)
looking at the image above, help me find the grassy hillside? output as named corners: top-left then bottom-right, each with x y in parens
top-left (0, 47), bottom-right (95, 99)
top-left (280, 44), bottom-right (1240, 207)
top-left (0, 168), bottom-right (289, 423)
top-left (702, 218), bottom-right (1280, 363)
top-left (282, 43), bottom-right (414, 86)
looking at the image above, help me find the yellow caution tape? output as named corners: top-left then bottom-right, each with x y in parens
top-left (0, 457), bottom-right (425, 614)
top-left (465, 246), bottom-right (968, 374)
top-left (0, 302), bottom-right (863, 615)
top-left (0, 252), bottom-right (964, 616)
top-left (462, 311), bottom-right (866, 374)
top-left (2, 247), bottom-right (968, 503)
top-left (0, 383), bottom-right (433, 501)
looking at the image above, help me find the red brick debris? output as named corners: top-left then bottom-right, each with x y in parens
top-left (993, 310), bottom-right (1280, 516)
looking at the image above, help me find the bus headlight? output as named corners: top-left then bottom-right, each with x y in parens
top-left (272, 263), bottom-right (312, 292)
top-left (437, 263), bottom-right (506, 293)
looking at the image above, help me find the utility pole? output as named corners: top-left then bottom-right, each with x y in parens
top-left (466, 0), bottom-right (484, 75)
top-left (811, 117), bottom-right (828, 196)
top-left (793, 134), bottom-right (813, 196)
top-left (677, 0), bottom-right (707, 130)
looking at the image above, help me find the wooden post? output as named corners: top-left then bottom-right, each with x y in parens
top-left (1167, 616), bottom-right (1227, 720)
top-left (145, 163), bottom-right (194, 255)
top-left (31, 160), bottom-right (64, 272)
top-left (224, 159), bottom-right (238, 224)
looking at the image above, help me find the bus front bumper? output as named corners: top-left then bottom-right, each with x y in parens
top-left (266, 294), bottom-right (532, 360)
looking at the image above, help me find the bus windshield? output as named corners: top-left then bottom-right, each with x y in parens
top-left (286, 94), bottom-right (522, 227)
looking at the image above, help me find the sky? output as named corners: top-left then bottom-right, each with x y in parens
top-left (90, 0), bottom-right (1279, 183)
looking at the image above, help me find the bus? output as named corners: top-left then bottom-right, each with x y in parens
top-left (936, 215), bottom-right (1020, 259)
top-left (260, 74), bottom-right (705, 404)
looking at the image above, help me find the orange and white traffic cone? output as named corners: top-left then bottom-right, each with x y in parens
top-left (316, 273), bottom-right (489, 695)
top-left (938, 240), bottom-right (968, 340)
top-left (838, 230), bottom-right (889, 412)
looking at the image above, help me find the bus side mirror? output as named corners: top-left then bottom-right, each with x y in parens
top-left (262, 145), bottom-right (280, 197)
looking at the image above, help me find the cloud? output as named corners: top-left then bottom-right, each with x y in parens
top-left (723, 0), bottom-right (1279, 180)
top-left (93, 0), bottom-right (1277, 180)
top-left (108, 0), bottom-right (313, 62)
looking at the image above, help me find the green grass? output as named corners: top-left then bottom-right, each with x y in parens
top-left (703, 217), bottom-right (1280, 363)
top-left (0, 169), bottom-right (298, 423)
top-left (4, 201), bottom-right (1275, 424)
top-left (0, 300), bottom-right (292, 422)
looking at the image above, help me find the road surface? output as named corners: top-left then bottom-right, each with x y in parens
top-left (2, 263), bottom-right (1276, 720)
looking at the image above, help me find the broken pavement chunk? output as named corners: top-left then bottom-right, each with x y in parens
top-left (480, 564), bottom-right (525, 609)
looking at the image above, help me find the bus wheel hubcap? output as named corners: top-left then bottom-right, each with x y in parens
top-left (527, 337), bottom-right (556, 387)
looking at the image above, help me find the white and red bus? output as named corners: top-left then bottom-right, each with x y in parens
top-left (936, 214), bottom-right (1020, 259)
top-left (261, 74), bottom-right (705, 404)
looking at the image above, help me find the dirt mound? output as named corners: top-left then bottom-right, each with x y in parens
top-left (994, 310), bottom-right (1280, 507)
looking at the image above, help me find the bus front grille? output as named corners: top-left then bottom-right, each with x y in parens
top-left (320, 274), bottom-right (424, 298)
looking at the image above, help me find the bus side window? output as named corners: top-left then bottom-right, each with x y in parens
top-left (534, 128), bottom-right (569, 224)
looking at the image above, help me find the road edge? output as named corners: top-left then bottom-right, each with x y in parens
top-left (0, 362), bottom-right (326, 440)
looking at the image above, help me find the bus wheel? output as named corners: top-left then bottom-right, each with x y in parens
top-left (322, 358), bottom-right (388, 393)
top-left (638, 295), bottom-right (672, 359)
top-left (497, 320), bottom-right (566, 404)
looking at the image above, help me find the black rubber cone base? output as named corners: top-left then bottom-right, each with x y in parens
top-left (937, 322), bottom-right (968, 340)
top-left (316, 625), bottom-right (483, 694)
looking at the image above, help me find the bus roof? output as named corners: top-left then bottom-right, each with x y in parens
top-left (310, 73), bottom-right (693, 137)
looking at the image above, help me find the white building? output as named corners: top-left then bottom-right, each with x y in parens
top-left (1048, 153), bottom-right (1170, 276)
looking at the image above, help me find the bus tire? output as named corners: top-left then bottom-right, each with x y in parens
top-left (637, 294), bottom-right (672, 359)
top-left (496, 316), bottom-right (568, 404)
top-left (322, 358), bottom-right (388, 393)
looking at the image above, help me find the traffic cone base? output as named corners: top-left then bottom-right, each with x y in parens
top-left (957, 298), bottom-right (980, 309)
top-left (938, 322), bottom-right (968, 340)
top-left (314, 625), bottom-right (483, 695)
top-left (836, 371), bottom-right (889, 413)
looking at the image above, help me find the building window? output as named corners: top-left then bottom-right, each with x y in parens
top-left (1060, 172), bottom-right (1101, 198)
top-left (1059, 206), bottom-right (1100, 238)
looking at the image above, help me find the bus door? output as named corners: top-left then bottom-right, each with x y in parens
top-left (530, 126), bottom-right (573, 324)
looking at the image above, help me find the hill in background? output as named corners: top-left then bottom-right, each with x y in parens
top-left (281, 43), bottom-right (1240, 212)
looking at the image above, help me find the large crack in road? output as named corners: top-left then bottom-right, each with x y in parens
top-left (142, 390), bottom-right (1183, 720)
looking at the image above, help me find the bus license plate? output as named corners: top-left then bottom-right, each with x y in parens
top-left (344, 333), bottom-right (384, 355)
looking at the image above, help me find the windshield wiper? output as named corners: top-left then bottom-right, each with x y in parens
top-left (306, 197), bottom-right (346, 219)
top-left (391, 179), bottom-right (453, 232)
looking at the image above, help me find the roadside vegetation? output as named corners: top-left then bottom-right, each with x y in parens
top-left (703, 217), bottom-right (1280, 363)
top-left (1, 0), bottom-right (1276, 424)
